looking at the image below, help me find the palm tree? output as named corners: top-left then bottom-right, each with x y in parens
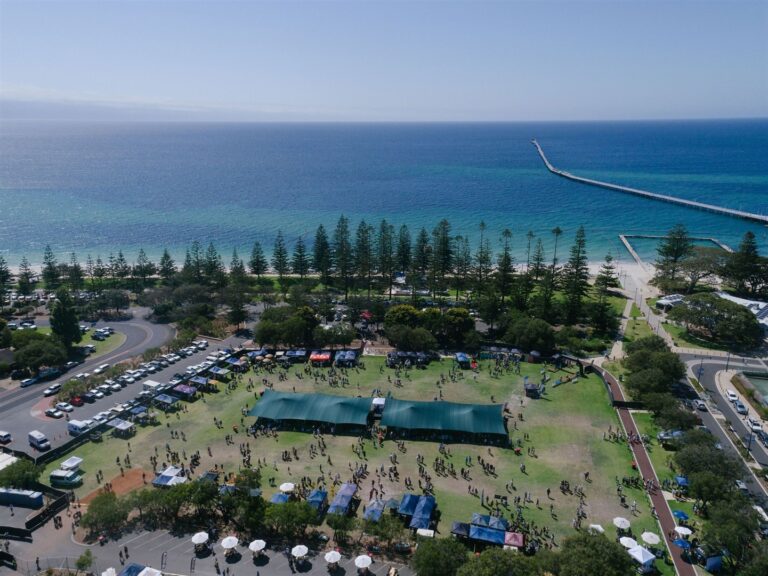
top-left (551, 226), bottom-right (563, 268)
top-left (525, 231), bottom-right (535, 271)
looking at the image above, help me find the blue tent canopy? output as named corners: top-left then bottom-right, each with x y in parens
top-left (154, 394), bottom-right (178, 405)
top-left (675, 476), bottom-right (689, 487)
top-left (118, 564), bottom-right (147, 576)
top-left (398, 494), bottom-right (420, 516)
top-left (190, 376), bottom-right (209, 386)
top-left (219, 485), bottom-right (237, 495)
top-left (469, 525), bottom-right (506, 545)
top-left (454, 352), bottom-right (470, 364)
top-left (270, 493), bottom-right (289, 504)
top-left (471, 513), bottom-right (508, 531)
top-left (209, 367), bottom-right (230, 376)
top-left (451, 522), bottom-right (470, 538)
top-left (130, 405), bottom-right (147, 415)
top-left (364, 499), bottom-right (386, 522)
top-left (307, 489), bottom-right (327, 511)
top-left (409, 496), bottom-right (436, 529)
top-left (328, 482), bottom-right (357, 515)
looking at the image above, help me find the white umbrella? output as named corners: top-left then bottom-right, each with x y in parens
top-left (249, 539), bottom-right (266, 552)
top-left (619, 536), bottom-right (638, 549)
top-left (641, 532), bottom-right (661, 546)
top-left (588, 524), bottom-right (605, 534)
top-left (102, 569), bottom-right (117, 576)
top-left (138, 569), bottom-right (161, 576)
top-left (324, 550), bottom-right (342, 563)
top-left (221, 536), bottom-right (239, 550)
top-left (292, 544), bottom-right (309, 558)
top-left (355, 555), bottom-right (373, 568)
top-left (674, 526), bottom-right (692, 537)
top-left (613, 517), bottom-right (631, 530)
top-left (191, 532), bottom-right (209, 545)
top-left (628, 545), bottom-right (656, 565)
top-left (280, 482), bottom-right (295, 493)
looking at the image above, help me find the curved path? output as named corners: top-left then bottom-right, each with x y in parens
top-left (0, 307), bottom-right (174, 416)
top-left (595, 366), bottom-right (696, 576)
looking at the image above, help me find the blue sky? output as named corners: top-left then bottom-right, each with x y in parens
top-left (0, 0), bottom-right (766, 121)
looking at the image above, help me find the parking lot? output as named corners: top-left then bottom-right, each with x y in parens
top-left (0, 338), bottom-right (239, 454)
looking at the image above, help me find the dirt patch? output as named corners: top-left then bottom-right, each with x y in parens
top-left (81, 467), bottom-right (148, 503)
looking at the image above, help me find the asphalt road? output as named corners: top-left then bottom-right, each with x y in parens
top-left (0, 307), bottom-right (177, 452)
top-left (679, 353), bottom-right (768, 504)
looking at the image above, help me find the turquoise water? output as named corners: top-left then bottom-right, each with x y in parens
top-left (747, 375), bottom-right (768, 404)
top-left (0, 120), bottom-right (766, 266)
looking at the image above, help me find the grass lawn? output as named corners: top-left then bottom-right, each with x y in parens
top-left (662, 323), bottom-right (729, 352)
top-left (36, 327), bottom-right (127, 359)
top-left (623, 314), bottom-right (653, 344)
top-left (44, 356), bottom-right (670, 561)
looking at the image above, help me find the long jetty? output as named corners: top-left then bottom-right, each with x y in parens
top-left (532, 140), bottom-right (768, 225)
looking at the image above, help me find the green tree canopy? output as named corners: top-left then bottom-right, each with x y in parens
top-left (50, 287), bottom-right (82, 351)
top-left (411, 537), bottom-right (469, 576)
top-left (554, 533), bottom-right (634, 576)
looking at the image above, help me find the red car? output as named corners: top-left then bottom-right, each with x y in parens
top-left (70, 396), bottom-right (85, 407)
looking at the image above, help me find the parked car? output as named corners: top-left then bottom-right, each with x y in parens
top-left (89, 389), bottom-right (105, 399)
top-left (43, 384), bottom-right (62, 397)
top-left (20, 377), bottom-right (38, 388)
top-left (734, 401), bottom-right (749, 415)
top-left (70, 396), bottom-right (85, 407)
top-left (55, 402), bottom-right (74, 412)
top-left (694, 400), bottom-right (707, 411)
top-left (45, 408), bottom-right (64, 419)
top-left (726, 390), bottom-right (739, 403)
top-left (747, 417), bottom-right (763, 433)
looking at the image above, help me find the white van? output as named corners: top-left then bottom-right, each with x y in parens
top-left (28, 430), bottom-right (50, 450)
top-left (67, 420), bottom-right (90, 436)
top-left (0, 431), bottom-right (11, 444)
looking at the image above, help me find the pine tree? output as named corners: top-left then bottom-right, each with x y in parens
top-left (188, 241), bottom-right (205, 283)
top-left (725, 231), bottom-right (762, 296)
top-left (654, 223), bottom-right (693, 290)
top-left (229, 248), bottom-right (247, 285)
top-left (430, 219), bottom-right (453, 296)
top-left (453, 235), bottom-right (472, 302)
top-left (377, 219), bottom-right (395, 298)
top-left (113, 251), bottom-right (130, 285)
top-left (68, 252), bottom-right (84, 291)
top-left (50, 287), bottom-right (82, 351)
top-left (312, 225), bottom-right (331, 284)
top-left (332, 215), bottom-right (353, 298)
top-left (413, 227), bottom-right (433, 287)
top-left (0, 256), bottom-right (11, 303)
top-left (562, 226), bottom-right (590, 324)
top-left (595, 253), bottom-right (620, 296)
top-left (525, 231), bottom-right (535, 271)
top-left (530, 239), bottom-right (546, 281)
top-left (17, 256), bottom-right (33, 296)
top-left (133, 248), bottom-right (155, 290)
top-left (474, 221), bottom-right (492, 290)
top-left (204, 242), bottom-right (226, 287)
top-left (249, 241), bottom-right (268, 278)
top-left (158, 249), bottom-right (176, 283)
top-left (396, 225), bottom-right (412, 274)
top-left (551, 227), bottom-right (563, 268)
top-left (42, 244), bottom-right (59, 289)
top-left (495, 229), bottom-right (514, 304)
top-left (93, 256), bottom-right (106, 292)
top-left (291, 236), bottom-right (310, 279)
top-left (354, 221), bottom-right (374, 297)
top-left (272, 231), bottom-right (290, 281)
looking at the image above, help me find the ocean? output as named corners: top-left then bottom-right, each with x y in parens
top-left (0, 119), bottom-right (766, 268)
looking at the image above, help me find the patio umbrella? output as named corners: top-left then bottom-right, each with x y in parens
top-left (324, 551), bottom-right (342, 563)
top-left (672, 509), bottom-right (689, 521)
top-left (102, 569), bottom-right (117, 576)
top-left (221, 536), bottom-right (239, 550)
top-left (265, 354), bottom-right (274, 359)
top-left (628, 546), bottom-right (656, 565)
top-left (138, 569), bottom-right (161, 576)
top-left (588, 524), bottom-right (605, 534)
top-left (249, 539), bottom-right (266, 552)
top-left (619, 537), bottom-right (638, 549)
top-left (613, 517), bottom-right (631, 530)
top-left (641, 532), bottom-right (661, 546)
top-left (355, 555), bottom-right (373, 569)
top-left (673, 539), bottom-right (691, 550)
top-left (280, 482), bottom-right (295, 493)
top-left (674, 526), bottom-right (692, 537)
top-left (191, 532), bottom-right (209, 545)
top-left (292, 545), bottom-right (309, 558)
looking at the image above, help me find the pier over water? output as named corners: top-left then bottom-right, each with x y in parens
top-left (532, 140), bottom-right (768, 225)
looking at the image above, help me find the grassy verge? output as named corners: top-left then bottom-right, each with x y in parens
top-left (623, 315), bottom-right (653, 344)
top-left (662, 323), bottom-right (729, 352)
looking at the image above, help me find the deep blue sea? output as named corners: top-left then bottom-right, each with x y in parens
top-left (1, 120), bottom-right (766, 268)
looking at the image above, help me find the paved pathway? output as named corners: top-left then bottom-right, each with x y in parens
top-left (595, 366), bottom-right (695, 576)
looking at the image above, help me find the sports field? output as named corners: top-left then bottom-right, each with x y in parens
top-left (44, 355), bottom-right (666, 545)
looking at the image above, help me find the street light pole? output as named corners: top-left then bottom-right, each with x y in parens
top-left (725, 351), bottom-right (731, 372)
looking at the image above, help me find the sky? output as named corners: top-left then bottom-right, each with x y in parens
top-left (0, 0), bottom-right (766, 122)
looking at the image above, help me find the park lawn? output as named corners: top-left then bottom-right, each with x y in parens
top-left (631, 412), bottom-right (677, 486)
top-left (662, 323), bottom-right (729, 352)
top-left (33, 327), bottom-right (126, 360)
top-left (44, 356), bottom-right (670, 549)
top-left (623, 314), bottom-right (653, 344)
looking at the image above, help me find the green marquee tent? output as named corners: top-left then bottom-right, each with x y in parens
top-left (380, 398), bottom-right (506, 437)
top-left (249, 390), bottom-right (371, 426)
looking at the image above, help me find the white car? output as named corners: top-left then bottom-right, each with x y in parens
top-left (726, 390), bottom-right (738, 403)
top-left (43, 384), bottom-right (61, 397)
top-left (89, 389), bottom-right (105, 399)
top-left (94, 363), bottom-right (110, 375)
top-left (747, 417), bottom-right (763, 433)
top-left (55, 402), bottom-right (74, 412)
top-left (92, 413), bottom-right (108, 424)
